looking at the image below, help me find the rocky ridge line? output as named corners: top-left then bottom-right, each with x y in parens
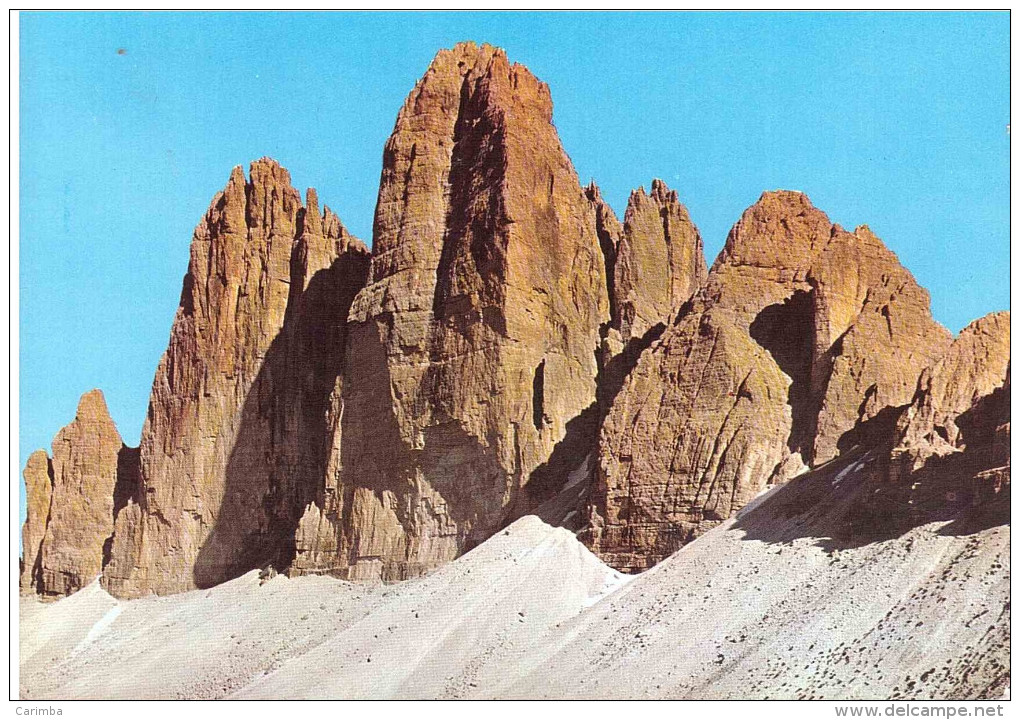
top-left (20, 42), bottom-right (1009, 598)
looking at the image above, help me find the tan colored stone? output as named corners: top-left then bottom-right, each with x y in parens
top-left (897, 311), bottom-right (1011, 455)
top-left (585, 309), bottom-right (793, 571)
top-left (289, 502), bottom-right (340, 576)
top-left (613, 179), bottom-right (707, 343)
top-left (853, 315), bottom-right (1010, 534)
top-left (23, 46), bottom-right (1006, 592)
top-left (304, 42), bottom-right (610, 581)
top-left (37, 390), bottom-right (128, 596)
top-left (584, 181), bottom-right (623, 328)
top-left (585, 191), bottom-right (952, 570)
top-left (104, 160), bottom-right (369, 597)
top-left (808, 225), bottom-right (954, 462)
top-left (20, 450), bottom-right (52, 593)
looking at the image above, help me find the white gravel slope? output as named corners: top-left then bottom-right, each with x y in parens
top-left (19, 463), bottom-right (1009, 700)
top-left (19, 517), bottom-right (627, 699)
top-left (236, 517), bottom-right (629, 699)
top-left (488, 513), bottom-right (1008, 700)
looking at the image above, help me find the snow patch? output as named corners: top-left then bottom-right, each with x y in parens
top-left (73, 604), bottom-right (123, 653)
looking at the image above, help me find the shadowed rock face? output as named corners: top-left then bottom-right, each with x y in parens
top-left (896, 312), bottom-right (1010, 456)
top-left (295, 42), bottom-right (610, 581)
top-left (21, 391), bottom-right (137, 597)
top-left (733, 312), bottom-right (1011, 554)
top-left (584, 191), bottom-right (954, 572)
top-left (102, 160), bottom-right (370, 598)
top-left (852, 312), bottom-right (1011, 536)
top-left (584, 183), bottom-right (624, 325)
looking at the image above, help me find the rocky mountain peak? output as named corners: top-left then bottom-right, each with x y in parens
top-left (20, 389), bottom-right (135, 597)
top-left (585, 186), bottom-right (954, 571)
top-left (715, 190), bottom-right (832, 273)
top-left (611, 178), bottom-right (707, 344)
top-left (21, 44), bottom-right (1007, 600)
top-left (306, 41), bottom-right (611, 582)
top-left (74, 388), bottom-right (114, 421)
top-left (898, 311), bottom-right (1011, 454)
top-left (20, 450), bottom-right (53, 593)
top-left (648, 177), bottom-right (677, 203)
top-left (101, 159), bottom-right (370, 598)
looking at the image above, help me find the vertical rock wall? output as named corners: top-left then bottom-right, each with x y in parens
top-left (21, 390), bottom-right (136, 596)
top-left (103, 160), bottom-right (369, 597)
top-left (20, 450), bottom-right (53, 593)
top-left (20, 43), bottom-right (1007, 596)
top-left (320, 42), bottom-right (610, 580)
top-left (585, 191), bottom-right (953, 571)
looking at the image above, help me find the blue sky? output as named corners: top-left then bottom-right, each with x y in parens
top-left (19, 12), bottom-right (1009, 511)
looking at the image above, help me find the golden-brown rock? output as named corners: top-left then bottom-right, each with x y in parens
top-left (585, 309), bottom-right (794, 571)
top-left (19, 450), bottom-right (52, 593)
top-left (613, 180), bottom-right (707, 343)
top-left (584, 182), bottom-right (623, 311)
top-left (22, 48), bottom-right (1004, 592)
top-left (103, 160), bottom-right (369, 597)
top-left (35, 390), bottom-right (130, 596)
top-left (854, 313), bottom-right (1010, 535)
top-left (807, 224), bottom-right (954, 462)
top-left (304, 42), bottom-right (610, 581)
top-left (585, 191), bottom-right (953, 571)
top-left (897, 311), bottom-right (1010, 455)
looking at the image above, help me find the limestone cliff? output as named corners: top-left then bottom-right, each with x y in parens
top-left (298, 42), bottom-right (610, 581)
top-left (20, 451), bottom-right (53, 593)
top-left (102, 160), bottom-right (369, 597)
top-left (585, 178), bottom-right (708, 379)
top-left (21, 390), bottom-right (136, 596)
top-left (584, 191), bottom-right (953, 571)
top-left (612, 179), bottom-right (707, 344)
top-left (896, 311), bottom-right (1011, 456)
top-left (19, 43), bottom-right (1007, 596)
top-left (854, 312), bottom-right (1011, 534)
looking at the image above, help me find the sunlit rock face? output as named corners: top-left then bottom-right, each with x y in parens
top-left (20, 43), bottom-right (1007, 599)
top-left (102, 160), bottom-right (369, 598)
top-left (297, 42), bottom-right (610, 581)
top-left (21, 390), bottom-right (136, 597)
top-left (584, 191), bottom-right (953, 572)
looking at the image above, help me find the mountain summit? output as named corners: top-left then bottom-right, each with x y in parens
top-left (20, 43), bottom-right (1009, 603)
